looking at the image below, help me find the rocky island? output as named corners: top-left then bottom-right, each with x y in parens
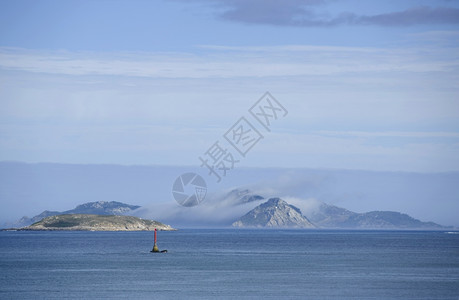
top-left (20, 214), bottom-right (175, 231)
top-left (10, 201), bottom-right (141, 228)
top-left (232, 198), bottom-right (315, 228)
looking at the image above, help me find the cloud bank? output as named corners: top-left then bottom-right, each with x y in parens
top-left (192, 0), bottom-right (459, 27)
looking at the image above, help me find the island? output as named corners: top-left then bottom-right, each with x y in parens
top-left (18, 214), bottom-right (175, 231)
top-left (232, 198), bottom-right (315, 228)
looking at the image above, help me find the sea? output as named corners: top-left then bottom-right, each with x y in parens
top-left (0, 229), bottom-right (458, 299)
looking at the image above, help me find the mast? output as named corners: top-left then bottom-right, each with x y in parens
top-left (152, 228), bottom-right (159, 252)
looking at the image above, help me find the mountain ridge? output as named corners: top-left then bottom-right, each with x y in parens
top-left (306, 201), bottom-right (447, 229)
top-left (2, 162), bottom-right (458, 227)
top-left (7, 201), bottom-right (140, 228)
top-left (2, 191), bottom-right (452, 230)
top-left (229, 190), bottom-right (448, 229)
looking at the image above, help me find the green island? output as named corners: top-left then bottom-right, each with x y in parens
top-left (19, 214), bottom-right (175, 231)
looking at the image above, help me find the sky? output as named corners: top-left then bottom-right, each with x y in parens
top-left (1, 0), bottom-right (459, 173)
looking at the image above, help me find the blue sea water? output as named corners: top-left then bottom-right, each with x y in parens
top-left (0, 229), bottom-right (458, 299)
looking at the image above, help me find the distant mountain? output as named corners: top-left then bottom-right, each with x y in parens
top-left (304, 202), bottom-right (446, 229)
top-left (340, 211), bottom-right (445, 229)
top-left (9, 201), bottom-right (140, 228)
top-left (20, 214), bottom-right (174, 231)
top-left (3, 189), bottom-right (449, 230)
top-left (66, 201), bottom-right (140, 215)
top-left (225, 189), bottom-right (265, 205)
top-left (232, 198), bottom-right (315, 228)
top-left (306, 202), bottom-right (358, 228)
top-left (230, 196), bottom-right (447, 229)
top-left (14, 210), bottom-right (61, 229)
top-left (2, 162), bottom-right (458, 228)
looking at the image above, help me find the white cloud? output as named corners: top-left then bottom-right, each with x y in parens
top-left (0, 44), bottom-right (457, 79)
top-left (0, 44), bottom-right (458, 171)
top-left (315, 131), bottom-right (459, 138)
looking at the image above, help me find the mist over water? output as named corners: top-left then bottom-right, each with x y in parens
top-left (1, 162), bottom-right (458, 227)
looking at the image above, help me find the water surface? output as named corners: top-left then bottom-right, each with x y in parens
top-left (1, 230), bottom-right (458, 299)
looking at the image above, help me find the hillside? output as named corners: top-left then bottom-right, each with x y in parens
top-left (1, 162), bottom-right (458, 228)
top-left (306, 202), bottom-right (446, 229)
top-left (10, 201), bottom-right (140, 228)
top-left (22, 214), bottom-right (175, 231)
top-left (232, 198), bottom-right (315, 228)
top-left (230, 195), bottom-right (447, 230)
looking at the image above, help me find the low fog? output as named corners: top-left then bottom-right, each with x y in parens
top-left (1, 162), bottom-right (458, 227)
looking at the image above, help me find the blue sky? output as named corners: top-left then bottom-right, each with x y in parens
top-left (1, 0), bottom-right (459, 172)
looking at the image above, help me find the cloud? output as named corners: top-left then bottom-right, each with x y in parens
top-left (217, 0), bottom-right (325, 26)
top-left (315, 131), bottom-right (459, 138)
top-left (132, 189), bottom-right (266, 227)
top-left (131, 183), bottom-right (324, 227)
top-left (356, 6), bottom-right (459, 27)
top-left (199, 1), bottom-right (459, 27)
top-left (1, 41), bottom-right (457, 172)
top-left (1, 44), bottom-right (456, 79)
